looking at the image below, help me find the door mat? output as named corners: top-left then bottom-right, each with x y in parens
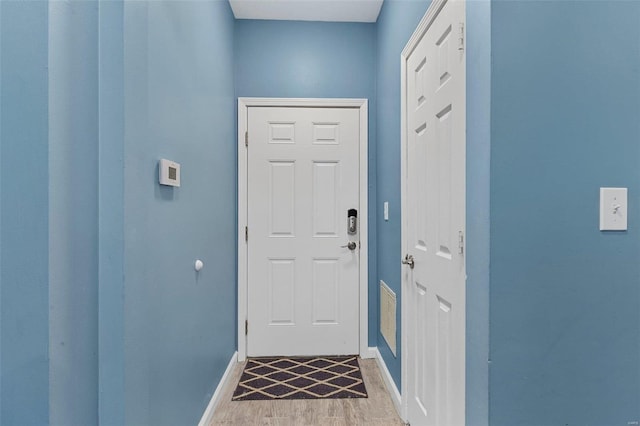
top-left (232, 355), bottom-right (368, 401)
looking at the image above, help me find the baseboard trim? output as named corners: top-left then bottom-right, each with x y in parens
top-left (370, 347), bottom-right (403, 419)
top-left (198, 351), bottom-right (238, 426)
top-left (362, 346), bottom-right (377, 359)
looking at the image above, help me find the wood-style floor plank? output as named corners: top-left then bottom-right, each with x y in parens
top-left (209, 358), bottom-right (404, 426)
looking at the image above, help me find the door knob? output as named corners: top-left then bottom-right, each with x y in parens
top-left (402, 254), bottom-right (415, 269)
top-left (341, 241), bottom-right (357, 251)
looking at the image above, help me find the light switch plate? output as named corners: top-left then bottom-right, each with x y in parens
top-left (600, 187), bottom-right (627, 231)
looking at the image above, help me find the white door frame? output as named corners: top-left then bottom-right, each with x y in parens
top-left (400, 0), bottom-right (466, 421)
top-left (237, 97), bottom-right (369, 362)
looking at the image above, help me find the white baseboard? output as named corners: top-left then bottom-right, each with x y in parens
top-left (362, 346), bottom-right (377, 359)
top-left (198, 351), bottom-right (238, 426)
top-left (370, 347), bottom-right (403, 419)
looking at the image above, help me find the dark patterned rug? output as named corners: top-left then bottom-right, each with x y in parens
top-left (232, 355), bottom-right (368, 401)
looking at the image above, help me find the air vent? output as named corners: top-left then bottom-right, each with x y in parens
top-left (380, 280), bottom-right (397, 356)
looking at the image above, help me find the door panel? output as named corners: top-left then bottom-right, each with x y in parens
top-left (312, 259), bottom-right (339, 324)
top-left (312, 161), bottom-right (340, 236)
top-left (269, 161), bottom-right (295, 236)
top-left (404, 1), bottom-right (466, 425)
top-left (268, 258), bottom-right (295, 325)
top-left (247, 107), bottom-right (360, 357)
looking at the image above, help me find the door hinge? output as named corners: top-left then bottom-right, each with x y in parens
top-left (245, 226), bottom-right (248, 242)
top-left (244, 131), bottom-right (248, 147)
top-left (458, 22), bottom-right (465, 52)
top-left (458, 230), bottom-right (464, 254)
top-left (245, 319), bottom-right (248, 335)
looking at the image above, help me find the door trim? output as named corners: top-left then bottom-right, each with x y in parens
top-left (400, 0), bottom-right (466, 421)
top-left (237, 97), bottom-right (369, 362)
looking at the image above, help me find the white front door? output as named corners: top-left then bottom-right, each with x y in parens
top-left (403, 0), bottom-right (466, 425)
top-left (247, 106), bottom-right (361, 357)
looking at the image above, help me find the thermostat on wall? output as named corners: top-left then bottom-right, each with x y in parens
top-left (159, 159), bottom-right (180, 187)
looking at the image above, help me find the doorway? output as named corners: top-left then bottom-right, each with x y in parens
top-left (237, 98), bottom-right (369, 361)
top-left (401, 0), bottom-right (467, 424)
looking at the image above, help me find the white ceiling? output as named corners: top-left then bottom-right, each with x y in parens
top-left (229, 0), bottom-right (384, 23)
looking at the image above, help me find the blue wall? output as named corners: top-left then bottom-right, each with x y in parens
top-left (0, 1), bottom-right (3, 417)
top-left (375, 0), bottom-right (431, 389)
top-left (48, 2), bottom-right (100, 424)
top-left (490, 1), bottom-right (640, 425)
top-left (0, 1), bottom-right (51, 424)
top-left (97, 1), bottom-right (126, 424)
top-left (119, 2), bottom-right (237, 424)
top-left (235, 19), bottom-right (378, 345)
top-left (0, 2), bottom-right (51, 424)
top-left (0, 2), bottom-right (241, 424)
top-left (465, 0), bottom-right (491, 425)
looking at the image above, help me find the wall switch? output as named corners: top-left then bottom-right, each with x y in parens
top-left (600, 187), bottom-right (627, 231)
top-left (384, 202), bottom-right (389, 221)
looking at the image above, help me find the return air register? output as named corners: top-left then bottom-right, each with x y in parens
top-left (380, 280), bottom-right (397, 356)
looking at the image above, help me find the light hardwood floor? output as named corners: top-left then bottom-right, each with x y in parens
top-left (209, 358), bottom-right (404, 426)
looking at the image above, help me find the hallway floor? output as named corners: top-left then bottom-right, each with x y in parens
top-left (209, 358), bottom-right (404, 425)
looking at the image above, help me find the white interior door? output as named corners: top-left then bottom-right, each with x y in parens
top-left (247, 106), bottom-right (361, 357)
top-left (403, 0), bottom-right (466, 425)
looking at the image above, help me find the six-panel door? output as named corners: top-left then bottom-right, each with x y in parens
top-left (405, 0), bottom-right (466, 424)
top-left (247, 107), bottom-right (360, 357)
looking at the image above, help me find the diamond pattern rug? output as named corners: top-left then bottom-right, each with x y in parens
top-left (232, 355), bottom-right (368, 401)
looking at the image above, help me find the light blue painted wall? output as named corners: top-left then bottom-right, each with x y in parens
top-left (0, 2), bottom-right (239, 423)
top-left (235, 19), bottom-right (378, 345)
top-left (120, 2), bottom-right (237, 424)
top-left (375, 0), bottom-right (431, 388)
top-left (0, 1), bottom-right (3, 417)
top-left (0, 2), bottom-right (3, 417)
top-left (48, 2), bottom-right (100, 424)
top-left (490, 1), bottom-right (640, 425)
top-left (0, 1), bottom-right (50, 424)
top-left (465, 1), bottom-right (490, 425)
top-left (97, 1), bottom-right (126, 424)
top-left (235, 20), bottom-right (376, 100)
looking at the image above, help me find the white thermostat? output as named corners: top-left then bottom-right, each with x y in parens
top-left (159, 159), bottom-right (180, 187)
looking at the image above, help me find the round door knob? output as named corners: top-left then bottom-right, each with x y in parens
top-left (341, 241), bottom-right (357, 251)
